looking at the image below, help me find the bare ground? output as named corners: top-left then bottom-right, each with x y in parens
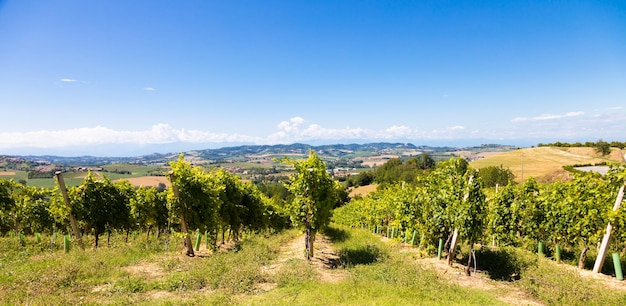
top-left (262, 233), bottom-right (348, 284)
top-left (420, 257), bottom-right (543, 306)
top-left (388, 238), bottom-right (543, 306)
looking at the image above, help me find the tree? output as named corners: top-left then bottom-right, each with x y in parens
top-left (595, 139), bottom-right (611, 156)
top-left (281, 150), bottom-right (339, 259)
top-left (478, 165), bottom-right (515, 188)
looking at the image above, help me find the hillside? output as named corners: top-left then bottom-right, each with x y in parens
top-left (470, 147), bottom-right (625, 183)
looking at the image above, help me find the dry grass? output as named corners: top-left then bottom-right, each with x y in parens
top-left (0, 171), bottom-right (16, 176)
top-left (470, 147), bottom-right (607, 183)
top-left (115, 176), bottom-right (170, 187)
top-left (566, 147), bottom-right (625, 162)
top-left (349, 184), bottom-right (378, 197)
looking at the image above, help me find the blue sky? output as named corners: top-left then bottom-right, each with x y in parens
top-left (1, 1), bottom-right (625, 156)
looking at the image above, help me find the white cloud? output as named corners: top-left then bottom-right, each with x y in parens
top-left (511, 111), bottom-right (584, 122)
top-left (3, 110), bottom-right (624, 154)
top-left (59, 78), bottom-right (78, 83)
top-left (0, 124), bottom-right (258, 149)
top-left (0, 117), bottom-right (480, 152)
top-left (143, 87), bottom-right (155, 91)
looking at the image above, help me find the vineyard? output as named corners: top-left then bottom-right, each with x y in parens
top-left (1, 152), bottom-right (626, 304)
top-left (335, 157), bottom-right (626, 275)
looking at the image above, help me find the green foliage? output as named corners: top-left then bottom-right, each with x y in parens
top-left (594, 139), bottom-right (611, 155)
top-left (168, 154), bottom-right (222, 235)
top-left (345, 170), bottom-right (374, 187)
top-left (478, 165), bottom-right (515, 187)
top-left (539, 139), bottom-right (626, 150)
top-left (214, 168), bottom-right (268, 239)
top-left (281, 150), bottom-right (339, 232)
top-left (374, 153), bottom-right (436, 185)
top-left (70, 172), bottom-right (134, 247)
top-left (0, 179), bottom-right (16, 233)
top-left (131, 186), bottom-right (168, 235)
top-left (335, 157), bottom-right (486, 253)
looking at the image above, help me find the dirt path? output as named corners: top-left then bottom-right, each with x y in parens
top-left (387, 239), bottom-right (543, 306)
top-left (262, 233), bottom-right (348, 283)
top-left (420, 257), bottom-right (543, 305)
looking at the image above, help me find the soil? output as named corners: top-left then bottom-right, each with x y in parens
top-left (262, 233), bottom-right (348, 283)
top-left (420, 257), bottom-right (543, 305)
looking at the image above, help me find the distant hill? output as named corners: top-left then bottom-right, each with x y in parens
top-left (470, 147), bottom-right (626, 183)
top-left (5, 143), bottom-right (420, 166)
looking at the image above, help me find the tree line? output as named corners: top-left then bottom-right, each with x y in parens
top-left (346, 153), bottom-right (514, 189)
top-left (538, 139), bottom-right (625, 155)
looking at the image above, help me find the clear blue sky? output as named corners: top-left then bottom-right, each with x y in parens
top-left (1, 1), bottom-right (625, 156)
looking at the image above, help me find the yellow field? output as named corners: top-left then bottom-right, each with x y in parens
top-left (115, 176), bottom-right (170, 187)
top-left (349, 184), bottom-right (378, 197)
top-left (0, 171), bottom-right (16, 176)
top-left (470, 147), bottom-right (624, 183)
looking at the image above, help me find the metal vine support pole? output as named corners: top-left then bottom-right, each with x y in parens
top-left (168, 172), bottom-right (195, 257)
top-left (55, 171), bottom-right (85, 250)
top-left (592, 185), bottom-right (625, 273)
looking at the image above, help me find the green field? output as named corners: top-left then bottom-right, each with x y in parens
top-left (0, 164), bottom-right (166, 188)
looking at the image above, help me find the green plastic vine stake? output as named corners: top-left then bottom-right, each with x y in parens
top-left (387, 227), bottom-right (390, 238)
top-left (437, 238), bottom-right (443, 260)
top-left (538, 241), bottom-right (544, 256)
top-left (555, 244), bottom-right (561, 262)
top-left (410, 231), bottom-right (417, 245)
top-left (64, 235), bottom-right (70, 253)
top-left (195, 233), bottom-right (202, 251)
top-left (613, 253), bottom-right (623, 281)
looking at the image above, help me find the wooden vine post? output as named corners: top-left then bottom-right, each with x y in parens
top-left (168, 172), bottom-right (195, 257)
top-left (592, 185), bottom-right (624, 273)
top-left (55, 171), bottom-right (85, 250)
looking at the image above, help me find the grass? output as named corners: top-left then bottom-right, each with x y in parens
top-left (517, 254), bottom-right (626, 305)
top-left (470, 147), bottom-right (606, 182)
top-left (1, 226), bottom-right (624, 305)
top-left (246, 226), bottom-right (503, 305)
top-left (348, 184), bottom-right (378, 197)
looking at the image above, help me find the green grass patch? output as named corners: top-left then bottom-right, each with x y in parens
top-left (246, 225), bottom-right (502, 305)
top-left (2, 227), bottom-right (623, 305)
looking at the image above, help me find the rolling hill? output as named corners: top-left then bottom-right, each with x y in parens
top-left (470, 147), bottom-right (625, 183)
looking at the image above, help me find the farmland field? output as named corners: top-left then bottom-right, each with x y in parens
top-left (117, 176), bottom-right (170, 187)
top-left (469, 147), bottom-right (625, 183)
